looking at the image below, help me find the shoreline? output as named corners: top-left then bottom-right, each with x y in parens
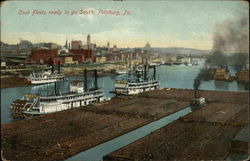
top-left (0, 72), bottom-right (117, 89)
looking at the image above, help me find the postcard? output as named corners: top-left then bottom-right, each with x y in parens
top-left (1, 0), bottom-right (249, 161)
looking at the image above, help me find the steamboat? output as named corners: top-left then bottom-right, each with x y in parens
top-left (27, 65), bottom-right (64, 85)
top-left (11, 69), bottom-right (108, 118)
top-left (114, 65), bottom-right (159, 95)
top-left (28, 71), bottom-right (64, 84)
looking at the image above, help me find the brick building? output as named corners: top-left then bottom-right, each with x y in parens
top-left (71, 41), bottom-right (82, 49)
top-left (28, 49), bottom-right (59, 64)
top-left (69, 49), bottom-right (94, 63)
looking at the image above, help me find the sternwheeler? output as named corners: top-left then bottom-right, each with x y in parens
top-left (27, 65), bottom-right (64, 85)
top-left (11, 69), bottom-right (108, 118)
top-left (28, 71), bottom-right (64, 84)
top-left (114, 65), bottom-right (159, 95)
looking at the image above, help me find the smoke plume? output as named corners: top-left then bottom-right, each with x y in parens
top-left (193, 10), bottom-right (249, 96)
top-left (213, 12), bottom-right (249, 54)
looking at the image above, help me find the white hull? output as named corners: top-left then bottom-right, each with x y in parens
top-left (28, 72), bottom-right (64, 85)
top-left (31, 78), bottom-right (60, 84)
top-left (11, 89), bottom-right (107, 116)
top-left (115, 80), bottom-right (159, 95)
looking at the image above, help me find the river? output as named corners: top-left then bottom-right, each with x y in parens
top-left (1, 64), bottom-right (247, 124)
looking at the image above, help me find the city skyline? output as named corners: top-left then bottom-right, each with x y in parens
top-left (1, 0), bottom-right (248, 50)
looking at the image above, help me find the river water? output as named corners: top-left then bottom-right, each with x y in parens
top-left (1, 64), bottom-right (247, 124)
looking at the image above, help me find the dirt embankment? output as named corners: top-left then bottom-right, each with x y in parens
top-left (1, 76), bottom-right (31, 89)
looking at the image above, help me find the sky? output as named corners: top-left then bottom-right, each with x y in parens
top-left (1, 0), bottom-right (249, 50)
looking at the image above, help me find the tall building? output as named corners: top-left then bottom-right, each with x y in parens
top-left (87, 34), bottom-right (91, 49)
top-left (107, 42), bottom-right (110, 53)
top-left (71, 41), bottom-right (82, 49)
top-left (65, 39), bottom-right (68, 49)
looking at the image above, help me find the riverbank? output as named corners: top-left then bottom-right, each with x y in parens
top-left (1, 89), bottom-right (248, 161)
top-left (104, 91), bottom-right (249, 160)
top-left (0, 76), bottom-right (31, 88)
top-left (0, 71), bottom-right (116, 89)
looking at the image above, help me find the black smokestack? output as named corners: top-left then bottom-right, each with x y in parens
top-left (193, 69), bottom-right (212, 98)
top-left (144, 65), bottom-right (147, 80)
top-left (153, 65), bottom-right (156, 80)
top-left (84, 69), bottom-right (87, 91)
top-left (54, 82), bottom-right (57, 95)
top-left (94, 69), bottom-right (98, 89)
top-left (58, 62), bottom-right (61, 74)
top-left (193, 76), bottom-right (201, 98)
top-left (52, 64), bottom-right (54, 73)
top-left (136, 70), bottom-right (140, 82)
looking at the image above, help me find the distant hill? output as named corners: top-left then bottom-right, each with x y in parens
top-left (1, 40), bottom-right (62, 55)
top-left (152, 47), bottom-right (211, 55)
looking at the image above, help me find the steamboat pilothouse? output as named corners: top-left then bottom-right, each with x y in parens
top-left (114, 65), bottom-right (160, 95)
top-left (11, 69), bottom-right (108, 118)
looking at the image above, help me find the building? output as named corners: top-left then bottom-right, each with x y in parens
top-left (95, 56), bottom-right (107, 63)
top-left (64, 56), bottom-right (78, 64)
top-left (145, 42), bottom-right (151, 49)
top-left (69, 49), bottom-right (94, 63)
top-left (71, 54), bottom-right (85, 64)
top-left (112, 45), bottom-right (118, 52)
top-left (71, 41), bottom-right (83, 49)
top-left (87, 34), bottom-right (91, 49)
top-left (28, 49), bottom-right (59, 64)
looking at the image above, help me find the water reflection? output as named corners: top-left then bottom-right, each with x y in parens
top-left (214, 80), bottom-right (229, 91)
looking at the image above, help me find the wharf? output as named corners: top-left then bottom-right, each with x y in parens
top-left (1, 89), bottom-right (249, 161)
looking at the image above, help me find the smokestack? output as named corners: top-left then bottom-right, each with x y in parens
top-left (144, 65), bottom-right (147, 80)
top-left (58, 62), bottom-right (61, 74)
top-left (94, 69), bottom-right (98, 90)
top-left (136, 71), bottom-right (140, 82)
top-left (54, 82), bottom-right (57, 95)
top-left (52, 64), bottom-right (54, 74)
top-left (153, 65), bottom-right (156, 80)
top-left (84, 69), bottom-right (87, 91)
